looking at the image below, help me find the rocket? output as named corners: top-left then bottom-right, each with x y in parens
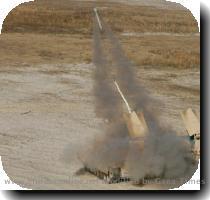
top-left (93, 8), bottom-right (103, 32)
top-left (114, 81), bottom-right (148, 140)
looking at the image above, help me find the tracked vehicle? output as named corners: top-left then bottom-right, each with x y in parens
top-left (80, 81), bottom-right (200, 183)
top-left (80, 81), bottom-right (150, 183)
top-left (80, 8), bottom-right (200, 183)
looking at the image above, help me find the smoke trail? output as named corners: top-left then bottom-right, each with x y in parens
top-left (101, 19), bottom-right (163, 132)
top-left (83, 10), bottom-right (197, 185)
top-left (92, 16), bottom-right (121, 120)
top-left (100, 19), bottom-right (197, 181)
top-left (80, 15), bottom-right (130, 170)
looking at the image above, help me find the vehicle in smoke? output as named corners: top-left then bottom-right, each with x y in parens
top-left (81, 8), bottom-right (200, 184)
top-left (81, 81), bottom-right (149, 183)
top-left (80, 82), bottom-right (200, 184)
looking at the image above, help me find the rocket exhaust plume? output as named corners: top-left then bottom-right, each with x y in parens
top-left (81, 8), bottom-right (198, 186)
top-left (80, 12), bottom-right (130, 170)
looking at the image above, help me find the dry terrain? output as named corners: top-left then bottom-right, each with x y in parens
top-left (0, 0), bottom-right (200, 190)
top-left (3, 0), bottom-right (198, 34)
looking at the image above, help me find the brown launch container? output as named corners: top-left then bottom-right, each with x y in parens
top-left (124, 111), bottom-right (148, 139)
top-left (181, 108), bottom-right (200, 160)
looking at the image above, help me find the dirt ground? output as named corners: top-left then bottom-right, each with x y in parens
top-left (0, 62), bottom-right (199, 190)
top-left (0, 0), bottom-right (200, 190)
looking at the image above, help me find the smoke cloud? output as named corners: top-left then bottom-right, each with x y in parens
top-left (82, 16), bottom-right (130, 170)
top-left (81, 11), bottom-right (197, 186)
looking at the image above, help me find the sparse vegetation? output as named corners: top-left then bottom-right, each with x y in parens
top-left (0, 33), bottom-right (92, 65)
top-left (0, 0), bottom-right (199, 68)
top-left (0, 32), bottom-right (200, 68)
top-left (2, 0), bottom-right (199, 34)
top-left (121, 35), bottom-right (200, 68)
top-left (103, 6), bottom-right (199, 34)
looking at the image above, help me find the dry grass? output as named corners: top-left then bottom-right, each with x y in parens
top-left (2, 0), bottom-right (199, 34)
top-left (121, 35), bottom-right (200, 68)
top-left (0, 33), bottom-right (199, 69)
top-left (102, 5), bottom-right (199, 33)
top-left (0, 0), bottom-right (199, 68)
top-left (0, 33), bottom-right (92, 65)
top-left (2, 1), bottom-right (93, 35)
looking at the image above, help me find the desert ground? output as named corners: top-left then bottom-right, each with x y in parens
top-left (0, 0), bottom-right (200, 190)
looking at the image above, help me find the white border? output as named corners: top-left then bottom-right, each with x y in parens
top-left (0, 0), bottom-right (203, 194)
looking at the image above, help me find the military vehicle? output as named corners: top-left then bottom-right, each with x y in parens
top-left (80, 81), bottom-right (200, 183)
top-left (181, 108), bottom-right (200, 161)
top-left (80, 81), bottom-right (151, 183)
top-left (80, 8), bottom-right (200, 183)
